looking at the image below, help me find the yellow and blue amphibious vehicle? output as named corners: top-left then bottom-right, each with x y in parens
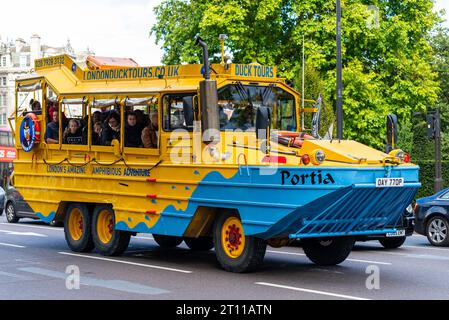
top-left (11, 39), bottom-right (420, 272)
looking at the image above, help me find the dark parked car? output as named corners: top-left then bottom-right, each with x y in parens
top-left (415, 188), bottom-right (449, 246)
top-left (4, 173), bottom-right (59, 226)
top-left (0, 186), bottom-right (5, 215)
top-left (355, 204), bottom-right (415, 249)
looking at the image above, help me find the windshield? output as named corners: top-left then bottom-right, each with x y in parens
top-left (217, 84), bottom-right (296, 132)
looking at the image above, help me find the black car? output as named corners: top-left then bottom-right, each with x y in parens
top-left (0, 186), bottom-right (5, 215)
top-left (4, 173), bottom-right (59, 226)
top-left (414, 188), bottom-right (449, 246)
top-left (355, 204), bottom-right (415, 249)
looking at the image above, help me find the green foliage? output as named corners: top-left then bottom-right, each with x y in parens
top-left (415, 161), bottom-right (449, 198)
top-left (151, 0), bottom-right (441, 148)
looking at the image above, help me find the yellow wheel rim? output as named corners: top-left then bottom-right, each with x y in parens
top-left (68, 208), bottom-right (84, 241)
top-left (97, 209), bottom-right (114, 244)
top-left (221, 217), bottom-right (245, 259)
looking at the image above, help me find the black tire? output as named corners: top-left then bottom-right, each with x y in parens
top-left (92, 205), bottom-right (131, 256)
top-left (153, 234), bottom-right (183, 248)
top-left (213, 212), bottom-right (266, 273)
top-left (302, 237), bottom-right (354, 266)
top-left (426, 216), bottom-right (449, 247)
top-left (5, 202), bottom-right (20, 223)
top-left (64, 203), bottom-right (95, 253)
top-left (184, 236), bottom-right (214, 251)
top-left (379, 236), bottom-right (406, 249)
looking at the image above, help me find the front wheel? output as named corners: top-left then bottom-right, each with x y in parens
top-left (184, 236), bottom-right (214, 251)
top-left (92, 205), bottom-right (131, 256)
top-left (213, 213), bottom-right (266, 273)
top-left (426, 216), bottom-right (449, 247)
top-left (5, 202), bottom-right (19, 223)
top-left (302, 237), bottom-right (354, 266)
top-left (379, 236), bottom-right (406, 249)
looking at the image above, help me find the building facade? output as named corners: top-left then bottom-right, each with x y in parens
top-left (0, 34), bottom-right (93, 187)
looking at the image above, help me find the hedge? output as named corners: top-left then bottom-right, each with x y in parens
top-left (414, 160), bottom-right (449, 198)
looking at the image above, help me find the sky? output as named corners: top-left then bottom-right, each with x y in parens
top-left (0, 0), bottom-right (165, 66)
top-left (0, 0), bottom-right (448, 67)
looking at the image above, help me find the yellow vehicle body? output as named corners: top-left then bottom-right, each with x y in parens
top-left (10, 53), bottom-right (420, 271)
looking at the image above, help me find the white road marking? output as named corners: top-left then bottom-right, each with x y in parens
top-left (58, 251), bottom-right (193, 274)
top-left (0, 242), bottom-right (26, 248)
top-left (255, 282), bottom-right (370, 300)
top-left (19, 267), bottom-right (169, 295)
top-left (0, 230), bottom-right (48, 237)
top-left (403, 245), bottom-right (449, 252)
top-left (266, 250), bottom-right (392, 265)
top-left (0, 223), bottom-right (62, 232)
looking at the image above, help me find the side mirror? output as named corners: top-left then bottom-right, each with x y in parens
top-left (386, 114), bottom-right (398, 153)
top-left (182, 96), bottom-right (194, 129)
top-left (256, 106), bottom-right (271, 140)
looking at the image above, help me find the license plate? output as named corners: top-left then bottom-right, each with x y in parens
top-left (386, 229), bottom-right (406, 237)
top-left (376, 178), bottom-right (404, 188)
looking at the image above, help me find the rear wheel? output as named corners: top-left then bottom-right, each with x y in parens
top-left (92, 205), bottom-right (130, 256)
top-left (64, 203), bottom-right (94, 253)
top-left (213, 212), bottom-right (266, 273)
top-left (184, 236), bottom-right (214, 251)
top-left (5, 202), bottom-right (19, 223)
top-left (302, 237), bottom-right (354, 266)
top-left (426, 216), bottom-right (449, 247)
top-left (153, 234), bottom-right (183, 248)
top-left (379, 236), bottom-right (406, 249)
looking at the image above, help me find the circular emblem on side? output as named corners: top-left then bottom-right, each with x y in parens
top-left (71, 63), bottom-right (77, 73)
top-left (19, 113), bottom-right (40, 152)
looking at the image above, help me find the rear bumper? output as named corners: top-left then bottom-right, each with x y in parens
top-left (357, 216), bottom-right (415, 240)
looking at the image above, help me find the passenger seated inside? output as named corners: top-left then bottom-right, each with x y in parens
top-left (92, 121), bottom-right (103, 145)
top-left (63, 119), bottom-right (84, 145)
top-left (125, 112), bottom-right (143, 147)
top-left (101, 113), bottom-right (120, 145)
top-left (45, 111), bottom-right (59, 144)
top-left (100, 106), bottom-right (113, 122)
top-left (134, 109), bottom-right (147, 127)
top-left (46, 102), bottom-right (56, 123)
top-left (31, 100), bottom-right (41, 113)
top-left (92, 111), bottom-right (102, 125)
top-left (141, 111), bottom-right (158, 148)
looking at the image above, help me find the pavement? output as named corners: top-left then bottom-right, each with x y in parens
top-left (0, 213), bottom-right (448, 300)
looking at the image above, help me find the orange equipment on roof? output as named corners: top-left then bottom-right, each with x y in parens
top-left (86, 56), bottom-right (139, 70)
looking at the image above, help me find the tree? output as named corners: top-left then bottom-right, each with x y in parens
top-left (151, 0), bottom-right (441, 149)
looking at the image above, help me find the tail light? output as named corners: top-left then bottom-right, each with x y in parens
top-left (403, 153), bottom-right (411, 163)
top-left (301, 154), bottom-right (310, 165)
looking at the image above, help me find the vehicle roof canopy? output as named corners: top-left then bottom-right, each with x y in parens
top-left (17, 54), bottom-right (284, 97)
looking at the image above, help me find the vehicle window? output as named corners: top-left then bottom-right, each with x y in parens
top-left (90, 99), bottom-right (121, 147)
top-left (217, 84), bottom-right (296, 131)
top-left (61, 99), bottom-right (86, 146)
top-left (17, 84), bottom-right (43, 116)
top-left (439, 191), bottom-right (449, 199)
top-left (124, 97), bottom-right (158, 148)
top-left (163, 93), bottom-right (196, 131)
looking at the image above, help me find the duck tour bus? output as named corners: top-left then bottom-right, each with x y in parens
top-left (10, 37), bottom-right (420, 272)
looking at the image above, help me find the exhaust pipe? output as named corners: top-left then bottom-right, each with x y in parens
top-left (195, 36), bottom-right (220, 144)
top-left (195, 36), bottom-right (210, 80)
